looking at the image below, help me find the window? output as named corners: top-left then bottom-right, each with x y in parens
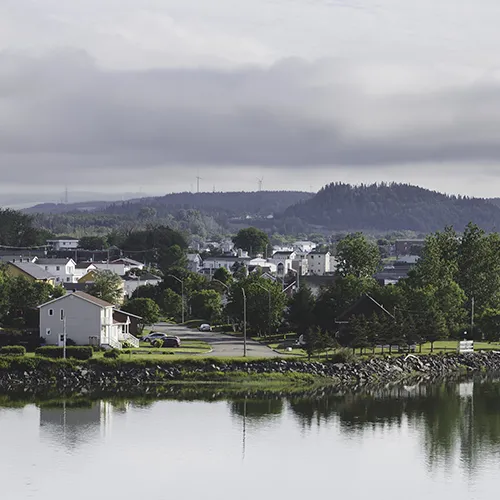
top-left (56, 277), bottom-right (60, 282)
top-left (48, 309), bottom-right (54, 316)
top-left (60, 309), bottom-right (64, 321)
top-left (56, 266), bottom-right (60, 271)
top-left (45, 266), bottom-right (48, 270)
top-left (66, 277), bottom-right (70, 282)
top-left (46, 328), bottom-right (51, 336)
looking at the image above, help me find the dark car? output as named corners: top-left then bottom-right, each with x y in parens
top-left (150, 334), bottom-right (181, 348)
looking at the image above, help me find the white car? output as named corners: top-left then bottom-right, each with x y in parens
top-left (199, 324), bottom-right (212, 332)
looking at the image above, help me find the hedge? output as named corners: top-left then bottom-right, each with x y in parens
top-left (0, 345), bottom-right (26, 356)
top-left (35, 346), bottom-right (93, 360)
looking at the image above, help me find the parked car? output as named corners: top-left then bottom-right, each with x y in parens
top-left (142, 332), bottom-right (166, 343)
top-left (199, 324), bottom-right (212, 332)
top-left (162, 336), bottom-right (181, 348)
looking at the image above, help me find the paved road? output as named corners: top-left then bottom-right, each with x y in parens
top-left (152, 323), bottom-right (280, 358)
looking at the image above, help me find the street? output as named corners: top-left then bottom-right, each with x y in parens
top-left (152, 322), bottom-right (280, 357)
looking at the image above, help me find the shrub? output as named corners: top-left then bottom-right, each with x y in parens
top-left (0, 345), bottom-right (26, 356)
top-left (152, 339), bottom-right (164, 348)
top-left (328, 348), bottom-right (356, 364)
top-left (35, 346), bottom-right (93, 360)
top-left (121, 341), bottom-right (135, 349)
top-left (103, 349), bottom-right (121, 359)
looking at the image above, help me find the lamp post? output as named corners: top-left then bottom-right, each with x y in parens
top-left (256, 283), bottom-right (271, 338)
top-left (168, 274), bottom-right (185, 323)
top-left (212, 278), bottom-right (247, 357)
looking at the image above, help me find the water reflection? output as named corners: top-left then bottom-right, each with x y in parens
top-left (1, 378), bottom-right (500, 477)
top-left (40, 400), bottom-right (114, 449)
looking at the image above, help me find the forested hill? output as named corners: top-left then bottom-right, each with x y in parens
top-left (25, 191), bottom-right (313, 217)
top-left (283, 183), bottom-right (500, 232)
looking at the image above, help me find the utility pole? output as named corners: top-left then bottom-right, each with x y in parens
top-left (168, 275), bottom-right (185, 323)
top-left (62, 316), bottom-right (67, 360)
top-left (242, 288), bottom-right (247, 357)
top-left (471, 296), bottom-right (475, 340)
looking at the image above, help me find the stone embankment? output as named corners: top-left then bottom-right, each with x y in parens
top-left (1, 352), bottom-right (500, 392)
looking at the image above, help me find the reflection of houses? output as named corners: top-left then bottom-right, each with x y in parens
top-left (39, 291), bottom-right (140, 349)
top-left (40, 400), bottom-right (113, 446)
top-left (5, 262), bottom-right (55, 285)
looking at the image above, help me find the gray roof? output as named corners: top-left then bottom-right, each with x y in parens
top-left (123, 272), bottom-right (161, 281)
top-left (36, 258), bottom-right (74, 265)
top-left (111, 258), bottom-right (143, 266)
top-left (9, 262), bottom-right (55, 280)
top-left (75, 262), bottom-right (96, 269)
top-left (72, 291), bottom-right (114, 308)
top-left (272, 251), bottom-right (295, 257)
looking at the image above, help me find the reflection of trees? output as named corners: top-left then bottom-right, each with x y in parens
top-left (229, 398), bottom-right (284, 421)
top-left (288, 380), bottom-right (500, 473)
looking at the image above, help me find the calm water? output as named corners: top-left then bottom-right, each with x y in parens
top-left (2, 380), bottom-right (500, 500)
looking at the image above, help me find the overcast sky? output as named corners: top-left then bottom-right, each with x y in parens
top-left (3, 0), bottom-right (500, 202)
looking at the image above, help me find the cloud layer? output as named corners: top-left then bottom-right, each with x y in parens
top-left (2, 50), bottom-right (500, 178)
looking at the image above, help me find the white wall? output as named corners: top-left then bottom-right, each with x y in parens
top-left (40, 295), bottom-right (103, 346)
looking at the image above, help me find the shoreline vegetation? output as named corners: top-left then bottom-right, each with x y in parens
top-left (2, 351), bottom-right (500, 398)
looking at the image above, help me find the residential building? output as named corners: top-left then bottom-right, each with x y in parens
top-left (5, 262), bottom-right (55, 285)
top-left (38, 291), bottom-right (140, 349)
top-left (35, 258), bottom-right (77, 284)
top-left (187, 253), bottom-right (203, 273)
top-left (0, 255), bottom-right (38, 264)
top-left (92, 258), bottom-right (144, 276)
top-left (123, 272), bottom-right (161, 297)
top-left (46, 238), bottom-right (79, 251)
top-left (269, 251), bottom-right (296, 277)
top-left (72, 262), bottom-right (98, 281)
top-left (307, 250), bottom-right (331, 275)
top-left (395, 239), bottom-right (425, 256)
top-left (201, 255), bottom-right (251, 274)
top-left (293, 241), bottom-right (317, 253)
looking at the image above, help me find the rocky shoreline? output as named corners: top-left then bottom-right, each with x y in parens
top-left (1, 351), bottom-right (500, 393)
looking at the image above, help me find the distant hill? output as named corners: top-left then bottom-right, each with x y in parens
top-left (26, 191), bottom-right (314, 217)
top-left (283, 183), bottom-right (500, 232)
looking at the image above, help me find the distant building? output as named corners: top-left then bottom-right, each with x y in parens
top-left (46, 238), bottom-right (79, 251)
top-left (5, 262), bottom-right (55, 285)
top-left (123, 272), bottom-right (162, 297)
top-left (187, 253), bottom-right (203, 273)
top-left (35, 258), bottom-right (77, 284)
top-left (269, 251), bottom-right (296, 277)
top-left (395, 239), bottom-right (425, 256)
top-left (38, 291), bottom-right (140, 349)
top-left (307, 250), bottom-right (331, 275)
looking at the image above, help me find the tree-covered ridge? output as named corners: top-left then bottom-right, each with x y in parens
top-left (284, 182), bottom-right (500, 232)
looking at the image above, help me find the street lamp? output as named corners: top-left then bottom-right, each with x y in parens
top-left (256, 283), bottom-right (271, 338)
top-left (212, 278), bottom-right (247, 357)
top-left (168, 274), bottom-right (185, 324)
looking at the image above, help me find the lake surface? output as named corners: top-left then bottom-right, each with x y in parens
top-left (2, 380), bottom-right (500, 500)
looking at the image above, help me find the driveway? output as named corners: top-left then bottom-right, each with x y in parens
top-left (152, 323), bottom-right (280, 358)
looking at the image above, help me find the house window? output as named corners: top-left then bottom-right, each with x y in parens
top-left (66, 277), bottom-right (70, 282)
top-left (45, 266), bottom-right (48, 270)
top-left (46, 328), bottom-right (51, 336)
top-left (56, 278), bottom-right (60, 282)
top-left (56, 266), bottom-right (60, 271)
top-left (48, 309), bottom-right (54, 316)
top-left (60, 309), bottom-right (64, 321)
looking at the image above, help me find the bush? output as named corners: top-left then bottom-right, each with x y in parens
top-left (35, 346), bottom-right (93, 360)
top-left (0, 345), bottom-right (26, 356)
top-left (328, 348), bottom-right (356, 364)
top-left (121, 341), bottom-right (135, 349)
top-left (152, 339), bottom-right (164, 348)
top-left (103, 349), bottom-right (121, 359)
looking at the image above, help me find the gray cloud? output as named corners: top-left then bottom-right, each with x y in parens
top-left (2, 50), bottom-right (500, 186)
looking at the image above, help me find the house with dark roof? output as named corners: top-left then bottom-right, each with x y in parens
top-left (123, 272), bottom-right (162, 297)
top-left (5, 262), bottom-right (55, 285)
top-left (38, 291), bottom-right (140, 349)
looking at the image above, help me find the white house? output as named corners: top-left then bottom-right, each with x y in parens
top-left (39, 291), bottom-right (139, 349)
top-left (46, 238), bottom-right (79, 251)
top-left (92, 258), bottom-right (145, 276)
top-left (187, 253), bottom-right (203, 273)
top-left (123, 272), bottom-right (162, 297)
top-left (35, 258), bottom-right (77, 284)
top-left (0, 255), bottom-right (38, 264)
top-left (269, 251), bottom-right (296, 277)
top-left (72, 262), bottom-right (98, 280)
top-left (293, 241), bottom-right (317, 253)
top-left (202, 255), bottom-right (251, 274)
top-left (307, 250), bottom-right (331, 275)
